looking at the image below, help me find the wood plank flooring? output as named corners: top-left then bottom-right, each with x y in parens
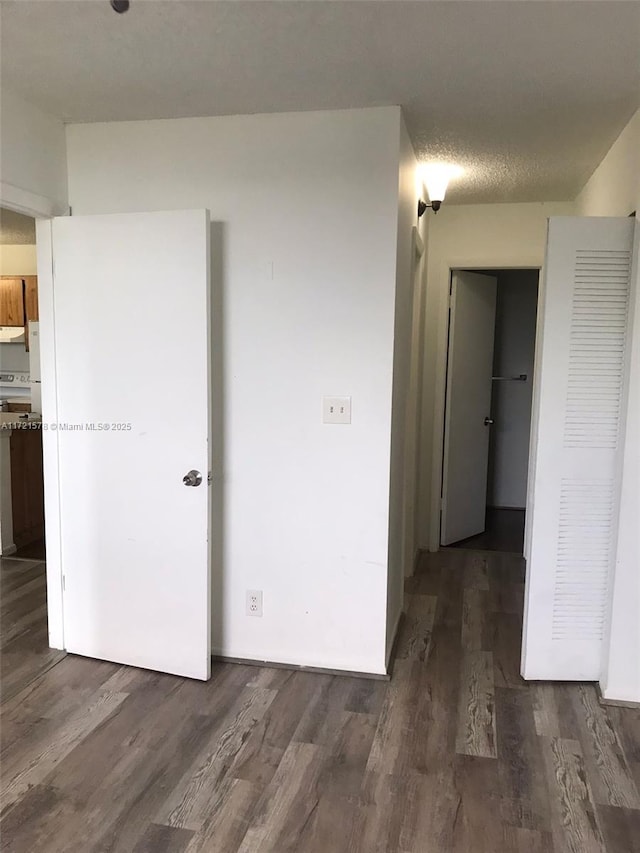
top-left (1, 549), bottom-right (639, 852)
top-left (0, 558), bottom-right (65, 704)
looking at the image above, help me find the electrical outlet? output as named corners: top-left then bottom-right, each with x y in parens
top-left (246, 589), bottom-right (263, 617)
top-left (323, 396), bottom-right (352, 424)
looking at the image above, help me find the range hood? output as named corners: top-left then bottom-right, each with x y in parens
top-left (0, 327), bottom-right (26, 344)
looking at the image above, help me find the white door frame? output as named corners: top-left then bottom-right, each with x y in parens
top-left (401, 226), bottom-right (426, 577)
top-left (0, 181), bottom-right (56, 220)
top-left (429, 259), bottom-right (542, 553)
top-left (0, 189), bottom-right (64, 649)
top-left (35, 221), bottom-right (64, 649)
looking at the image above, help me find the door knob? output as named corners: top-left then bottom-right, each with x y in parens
top-left (183, 470), bottom-right (203, 487)
top-left (484, 417), bottom-right (494, 426)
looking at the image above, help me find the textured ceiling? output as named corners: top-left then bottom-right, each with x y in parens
top-left (1, 1), bottom-right (639, 203)
top-left (0, 209), bottom-right (36, 245)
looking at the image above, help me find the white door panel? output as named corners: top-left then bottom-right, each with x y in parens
top-left (441, 271), bottom-right (497, 546)
top-left (522, 216), bottom-right (634, 681)
top-left (53, 210), bottom-right (211, 680)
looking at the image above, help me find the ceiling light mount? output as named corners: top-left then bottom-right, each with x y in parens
top-left (110, 0), bottom-right (130, 13)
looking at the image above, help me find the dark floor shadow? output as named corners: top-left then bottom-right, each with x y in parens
top-left (446, 507), bottom-right (525, 554)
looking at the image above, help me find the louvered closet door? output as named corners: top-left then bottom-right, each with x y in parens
top-left (522, 216), bottom-right (635, 681)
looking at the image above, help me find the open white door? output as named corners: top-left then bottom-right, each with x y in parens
top-left (441, 271), bottom-right (497, 545)
top-left (51, 210), bottom-right (211, 680)
top-left (522, 217), bottom-right (635, 681)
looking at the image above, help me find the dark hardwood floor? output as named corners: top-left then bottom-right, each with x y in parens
top-left (447, 507), bottom-right (526, 553)
top-left (1, 550), bottom-right (639, 852)
top-left (0, 558), bottom-right (64, 704)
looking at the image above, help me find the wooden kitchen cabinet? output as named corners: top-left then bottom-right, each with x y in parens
top-left (24, 276), bottom-right (39, 322)
top-left (10, 428), bottom-right (45, 549)
top-left (0, 277), bottom-right (25, 326)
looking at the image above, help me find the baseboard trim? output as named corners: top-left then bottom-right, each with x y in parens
top-left (211, 654), bottom-right (390, 682)
top-left (1, 544), bottom-right (17, 557)
top-left (2, 554), bottom-right (44, 564)
top-left (597, 683), bottom-right (640, 708)
top-left (486, 505), bottom-right (526, 512)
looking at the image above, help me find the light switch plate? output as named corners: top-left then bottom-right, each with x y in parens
top-left (323, 396), bottom-right (351, 424)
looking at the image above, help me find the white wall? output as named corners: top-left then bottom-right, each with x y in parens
top-left (488, 271), bottom-right (539, 509)
top-left (0, 89), bottom-right (68, 216)
top-left (0, 245), bottom-right (37, 276)
top-left (575, 109), bottom-right (640, 217)
top-left (66, 106), bottom-right (403, 675)
top-left (418, 201), bottom-right (575, 550)
top-left (386, 115), bottom-right (423, 661)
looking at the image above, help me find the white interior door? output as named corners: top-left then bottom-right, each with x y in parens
top-left (52, 210), bottom-right (211, 680)
top-left (441, 271), bottom-right (497, 546)
top-left (522, 216), bottom-right (635, 681)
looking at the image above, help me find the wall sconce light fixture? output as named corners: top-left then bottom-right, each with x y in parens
top-left (417, 163), bottom-right (463, 217)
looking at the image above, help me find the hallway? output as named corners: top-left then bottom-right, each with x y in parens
top-left (1, 550), bottom-right (639, 852)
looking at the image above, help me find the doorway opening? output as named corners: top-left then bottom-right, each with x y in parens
top-left (441, 268), bottom-right (539, 554)
top-left (0, 207), bottom-right (45, 559)
top-left (0, 207), bottom-right (56, 698)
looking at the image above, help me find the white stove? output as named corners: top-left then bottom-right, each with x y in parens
top-left (0, 370), bottom-right (32, 408)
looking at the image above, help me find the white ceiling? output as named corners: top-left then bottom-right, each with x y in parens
top-left (1, 0), bottom-right (639, 203)
top-left (0, 208), bottom-right (36, 245)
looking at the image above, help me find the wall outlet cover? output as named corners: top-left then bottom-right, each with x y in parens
top-left (246, 589), bottom-right (263, 617)
top-left (323, 396), bottom-right (351, 424)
